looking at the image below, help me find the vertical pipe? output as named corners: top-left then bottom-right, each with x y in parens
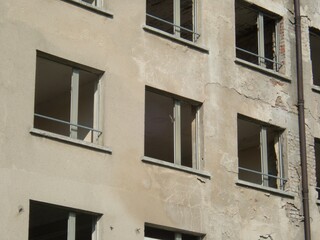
top-left (293, 0), bottom-right (311, 239)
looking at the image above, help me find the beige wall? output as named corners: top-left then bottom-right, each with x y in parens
top-left (1, 0), bottom-right (320, 239)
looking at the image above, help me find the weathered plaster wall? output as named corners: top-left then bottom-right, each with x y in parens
top-left (0, 0), bottom-right (317, 239)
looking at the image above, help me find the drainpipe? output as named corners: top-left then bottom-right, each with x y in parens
top-left (293, 0), bottom-right (311, 239)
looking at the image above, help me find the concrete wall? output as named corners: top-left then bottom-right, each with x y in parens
top-left (1, 0), bottom-right (320, 239)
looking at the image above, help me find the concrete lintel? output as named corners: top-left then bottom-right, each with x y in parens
top-left (236, 180), bottom-right (295, 198)
top-left (142, 156), bottom-right (211, 179)
top-left (143, 25), bottom-right (209, 54)
top-left (30, 128), bottom-right (112, 154)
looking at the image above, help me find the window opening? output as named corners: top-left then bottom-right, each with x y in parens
top-left (235, 0), bottom-right (281, 71)
top-left (314, 139), bottom-right (320, 199)
top-left (144, 89), bottom-right (200, 169)
top-left (80, 0), bottom-right (100, 7)
top-left (237, 117), bottom-right (286, 190)
top-left (34, 55), bottom-right (102, 144)
top-left (146, 0), bottom-right (199, 42)
top-left (144, 225), bottom-right (202, 240)
top-left (28, 201), bottom-right (100, 240)
top-left (309, 28), bottom-right (320, 86)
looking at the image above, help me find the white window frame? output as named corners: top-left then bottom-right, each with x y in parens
top-left (146, 0), bottom-right (199, 42)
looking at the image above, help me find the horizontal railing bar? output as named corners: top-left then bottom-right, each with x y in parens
top-left (239, 166), bottom-right (287, 181)
top-left (146, 13), bottom-right (200, 39)
top-left (236, 47), bottom-right (282, 66)
top-left (34, 113), bottom-right (102, 135)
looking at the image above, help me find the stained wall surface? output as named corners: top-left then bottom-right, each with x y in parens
top-left (0, 0), bottom-right (319, 239)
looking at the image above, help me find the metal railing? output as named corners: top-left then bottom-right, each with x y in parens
top-left (34, 113), bottom-right (102, 137)
top-left (236, 47), bottom-right (283, 70)
top-left (146, 13), bottom-right (200, 41)
top-left (239, 166), bottom-right (287, 189)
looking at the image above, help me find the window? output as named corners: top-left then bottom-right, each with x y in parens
top-left (145, 224), bottom-right (203, 240)
top-left (237, 116), bottom-right (286, 190)
top-left (235, 0), bottom-right (281, 71)
top-left (33, 52), bottom-right (103, 144)
top-left (309, 28), bottom-right (320, 86)
top-left (28, 201), bottom-right (100, 240)
top-left (146, 0), bottom-right (199, 42)
top-left (314, 139), bottom-right (320, 199)
top-left (80, 0), bottom-right (101, 7)
top-left (144, 88), bottom-right (201, 169)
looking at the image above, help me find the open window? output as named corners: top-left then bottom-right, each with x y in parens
top-left (314, 139), bottom-right (320, 199)
top-left (146, 0), bottom-right (199, 42)
top-left (235, 0), bottom-right (281, 71)
top-left (33, 52), bottom-right (103, 144)
top-left (80, 0), bottom-right (101, 7)
top-left (309, 28), bottom-right (320, 86)
top-left (28, 200), bottom-right (101, 240)
top-left (144, 88), bottom-right (201, 169)
top-left (237, 116), bottom-right (286, 190)
top-left (145, 224), bottom-right (203, 240)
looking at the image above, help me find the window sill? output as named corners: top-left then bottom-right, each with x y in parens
top-left (235, 58), bottom-right (291, 83)
top-left (143, 25), bottom-right (209, 54)
top-left (142, 156), bottom-right (211, 179)
top-left (61, 0), bottom-right (113, 18)
top-left (30, 128), bottom-right (112, 154)
top-left (236, 180), bottom-right (295, 198)
top-left (312, 85), bottom-right (320, 93)
top-left (316, 199), bottom-right (320, 205)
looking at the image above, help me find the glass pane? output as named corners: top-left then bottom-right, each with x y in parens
top-left (181, 101), bottom-right (197, 168)
top-left (146, 0), bottom-right (174, 34)
top-left (180, 0), bottom-right (194, 41)
top-left (264, 15), bottom-right (276, 70)
top-left (145, 90), bottom-right (174, 163)
top-left (235, 2), bottom-right (259, 64)
top-left (238, 118), bottom-right (262, 184)
top-left (310, 31), bottom-right (320, 86)
top-left (29, 202), bottom-right (69, 240)
top-left (76, 213), bottom-right (93, 240)
top-left (78, 70), bottom-right (97, 142)
top-left (34, 57), bottom-right (72, 137)
top-left (145, 226), bottom-right (175, 240)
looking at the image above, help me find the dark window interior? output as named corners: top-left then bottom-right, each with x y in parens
top-left (236, 3), bottom-right (259, 65)
top-left (144, 90), bottom-right (198, 168)
top-left (238, 117), bottom-right (281, 188)
top-left (146, 0), bottom-right (194, 41)
top-left (145, 225), bottom-right (200, 240)
top-left (235, 0), bottom-right (278, 70)
top-left (28, 201), bottom-right (96, 240)
top-left (310, 29), bottom-right (320, 86)
top-left (34, 56), bottom-right (98, 142)
top-left (315, 139), bottom-right (320, 199)
top-left (147, 0), bottom-right (174, 35)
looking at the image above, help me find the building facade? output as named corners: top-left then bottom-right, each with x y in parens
top-left (1, 0), bottom-right (320, 239)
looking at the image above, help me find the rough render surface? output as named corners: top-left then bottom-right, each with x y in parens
top-left (0, 0), bottom-right (320, 239)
